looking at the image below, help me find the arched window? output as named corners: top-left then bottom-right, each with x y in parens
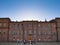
top-left (12, 31), bottom-right (17, 35)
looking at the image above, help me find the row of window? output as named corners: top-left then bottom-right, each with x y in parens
top-left (10, 23), bottom-right (52, 27)
top-left (0, 23), bottom-right (7, 27)
top-left (9, 24), bottom-right (22, 28)
top-left (0, 22), bottom-right (56, 28)
top-left (0, 32), bottom-right (6, 34)
top-left (9, 31), bottom-right (56, 35)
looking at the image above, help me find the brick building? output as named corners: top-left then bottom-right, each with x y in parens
top-left (0, 17), bottom-right (60, 42)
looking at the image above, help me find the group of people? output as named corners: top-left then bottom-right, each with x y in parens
top-left (17, 39), bottom-right (36, 44)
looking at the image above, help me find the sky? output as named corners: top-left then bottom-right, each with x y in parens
top-left (0, 0), bottom-right (60, 21)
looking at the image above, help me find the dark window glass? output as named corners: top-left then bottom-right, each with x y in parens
top-left (4, 32), bottom-right (5, 34)
top-left (13, 37), bottom-right (15, 39)
top-left (0, 32), bottom-right (1, 34)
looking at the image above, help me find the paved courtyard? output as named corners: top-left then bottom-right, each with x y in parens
top-left (0, 42), bottom-right (60, 45)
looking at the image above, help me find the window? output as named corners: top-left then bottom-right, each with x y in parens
top-left (28, 30), bottom-right (32, 34)
top-left (4, 23), bottom-right (7, 27)
top-left (9, 31), bottom-right (11, 35)
top-left (12, 31), bottom-right (17, 35)
top-left (54, 25), bottom-right (56, 27)
top-left (53, 32), bottom-right (56, 35)
top-left (34, 30), bottom-right (36, 34)
top-left (25, 30), bottom-right (27, 34)
top-left (0, 32), bottom-right (1, 34)
top-left (9, 25), bottom-right (11, 28)
top-left (0, 20), bottom-right (2, 22)
top-left (38, 24), bottom-right (40, 27)
top-left (28, 23), bottom-right (32, 27)
top-left (3, 32), bottom-right (5, 34)
top-left (34, 35), bottom-right (36, 37)
top-left (42, 32), bottom-right (47, 35)
top-left (0, 30), bottom-right (1, 34)
top-left (0, 23), bottom-right (2, 27)
top-left (18, 24), bottom-right (19, 27)
top-left (48, 32), bottom-right (51, 35)
top-left (13, 37), bottom-right (15, 39)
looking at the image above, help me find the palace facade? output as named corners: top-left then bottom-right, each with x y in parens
top-left (0, 17), bottom-right (60, 42)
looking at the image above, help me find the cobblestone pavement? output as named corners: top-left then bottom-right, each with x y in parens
top-left (0, 42), bottom-right (60, 45)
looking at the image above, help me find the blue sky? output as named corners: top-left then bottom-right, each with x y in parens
top-left (0, 0), bottom-right (60, 21)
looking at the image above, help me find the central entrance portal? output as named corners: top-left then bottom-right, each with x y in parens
top-left (28, 35), bottom-right (32, 41)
